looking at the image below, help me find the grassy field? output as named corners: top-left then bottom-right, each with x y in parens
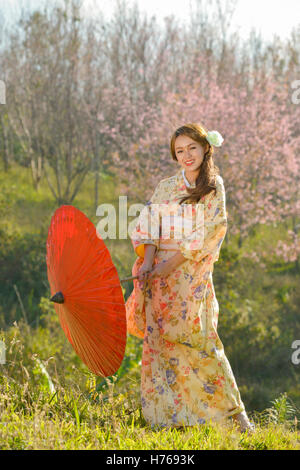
top-left (1, 407), bottom-right (299, 450)
top-left (1, 378), bottom-right (299, 450)
top-left (0, 318), bottom-right (299, 450)
top-left (1, 365), bottom-right (300, 450)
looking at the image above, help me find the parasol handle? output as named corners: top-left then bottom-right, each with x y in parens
top-left (120, 275), bottom-right (139, 283)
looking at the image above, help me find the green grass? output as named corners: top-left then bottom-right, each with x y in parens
top-left (0, 319), bottom-right (299, 450)
top-left (0, 379), bottom-right (299, 450)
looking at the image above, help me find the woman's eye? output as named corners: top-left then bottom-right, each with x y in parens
top-left (177, 147), bottom-right (196, 154)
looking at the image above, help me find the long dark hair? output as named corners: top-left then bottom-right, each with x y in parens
top-left (170, 123), bottom-right (220, 204)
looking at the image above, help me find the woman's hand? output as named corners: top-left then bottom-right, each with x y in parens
top-left (137, 260), bottom-right (153, 288)
top-left (136, 250), bottom-right (186, 288)
top-left (147, 259), bottom-right (175, 279)
top-left (148, 251), bottom-right (186, 280)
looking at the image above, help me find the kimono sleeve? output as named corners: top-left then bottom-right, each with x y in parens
top-left (178, 176), bottom-right (228, 263)
top-left (130, 182), bottom-right (162, 259)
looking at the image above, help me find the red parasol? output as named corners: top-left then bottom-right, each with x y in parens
top-left (46, 205), bottom-right (136, 378)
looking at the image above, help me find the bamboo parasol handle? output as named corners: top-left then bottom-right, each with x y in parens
top-left (120, 275), bottom-right (138, 283)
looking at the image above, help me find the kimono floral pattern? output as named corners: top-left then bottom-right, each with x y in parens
top-left (125, 168), bottom-right (245, 429)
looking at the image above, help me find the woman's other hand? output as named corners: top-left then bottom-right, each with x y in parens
top-left (137, 261), bottom-right (153, 288)
top-left (137, 261), bottom-right (153, 280)
top-left (148, 259), bottom-right (174, 279)
top-left (148, 251), bottom-right (186, 279)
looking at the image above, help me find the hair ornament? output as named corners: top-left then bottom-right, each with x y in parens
top-left (206, 130), bottom-right (224, 147)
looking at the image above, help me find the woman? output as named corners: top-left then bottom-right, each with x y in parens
top-left (125, 123), bottom-right (254, 433)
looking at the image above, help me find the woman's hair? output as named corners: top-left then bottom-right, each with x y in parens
top-left (170, 122), bottom-right (220, 205)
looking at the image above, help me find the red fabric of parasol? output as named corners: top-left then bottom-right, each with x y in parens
top-left (46, 205), bottom-right (128, 377)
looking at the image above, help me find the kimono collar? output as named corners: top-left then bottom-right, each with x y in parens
top-left (179, 168), bottom-right (196, 189)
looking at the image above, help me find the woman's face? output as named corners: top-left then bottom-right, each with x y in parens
top-left (174, 135), bottom-right (207, 172)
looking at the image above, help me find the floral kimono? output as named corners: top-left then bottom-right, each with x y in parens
top-left (125, 167), bottom-right (245, 429)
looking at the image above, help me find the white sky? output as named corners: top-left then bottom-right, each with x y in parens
top-left (85, 0), bottom-right (300, 41)
top-left (1, 0), bottom-right (300, 42)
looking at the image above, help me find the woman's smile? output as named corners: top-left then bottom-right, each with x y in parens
top-left (184, 159), bottom-right (195, 166)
